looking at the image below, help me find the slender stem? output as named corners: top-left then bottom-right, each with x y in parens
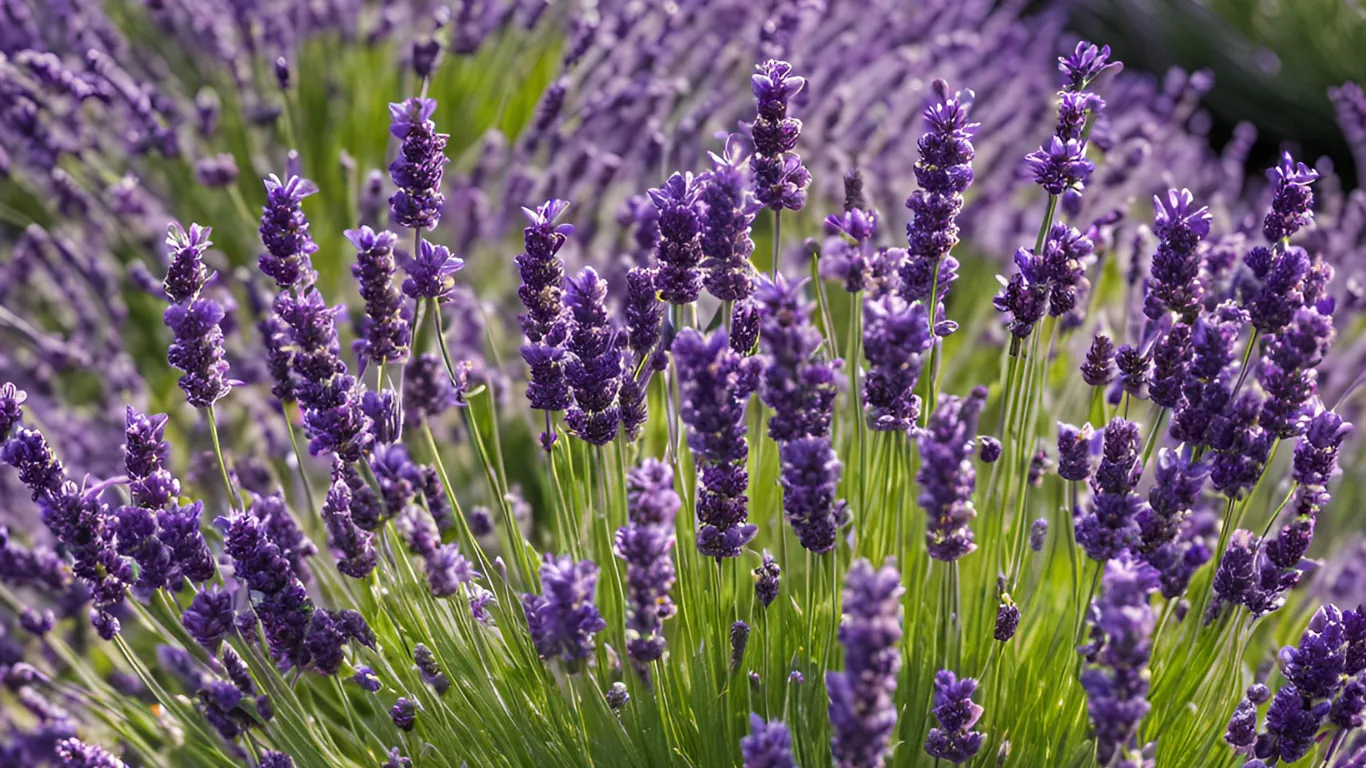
top-left (281, 404), bottom-right (317, 514)
top-left (770, 209), bottom-right (782, 279)
top-left (205, 404), bottom-right (242, 510)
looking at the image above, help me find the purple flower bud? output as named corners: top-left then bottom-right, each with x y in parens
top-left (181, 587), bottom-right (235, 653)
top-left (918, 388), bottom-right (988, 561)
top-left (1075, 419), bottom-right (1145, 563)
top-left (606, 682), bottom-right (630, 712)
top-left (701, 136), bottom-right (758, 302)
top-left (1082, 333), bottom-right (1117, 386)
top-left (616, 460), bottom-right (679, 667)
top-left (1025, 135), bottom-right (1093, 195)
top-left (862, 294), bottom-right (931, 431)
top-left (401, 239), bottom-right (464, 302)
top-left (754, 550), bottom-right (781, 609)
top-left (258, 175), bottom-right (320, 290)
top-left (650, 172), bottom-right (705, 304)
top-left (390, 697), bottom-right (417, 731)
top-left (564, 267), bottom-right (624, 445)
top-left (925, 669), bottom-right (985, 763)
top-left (1030, 519), bottom-right (1049, 552)
top-left (1293, 409), bottom-right (1351, 487)
top-left (522, 554), bottom-right (607, 669)
top-left (1081, 554), bottom-right (1158, 766)
top-left (348, 227), bottom-right (410, 365)
top-left (1263, 152), bottom-right (1319, 242)
top-left (1225, 696), bottom-right (1258, 752)
top-left (1145, 189), bottom-right (1211, 322)
top-left (1056, 422), bottom-right (1098, 482)
top-left (1149, 324), bottom-right (1193, 409)
top-left (352, 665), bottom-right (380, 693)
top-left (674, 328), bottom-right (762, 558)
top-left (516, 200), bottom-right (574, 428)
top-left (779, 436), bottom-right (849, 554)
top-left (827, 559), bottom-right (903, 768)
top-left (741, 714), bottom-right (796, 768)
top-left (163, 297), bottom-right (233, 409)
top-left (1059, 41), bottom-right (1120, 91)
top-left (1259, 306), bottom-right (1334, 439)
top-left (56, 738), bottom-right (126, 768)
top-left (750, 60), bottom-right (808, 212)
top-left (0, 382), bottom-right (25, 441)
top-left (413, 643), bottom-right (449, 695)
top-left (994, 600), bottom-right (1020, 643)
top-left (164, 222), bottom-right (213, 303)
top-left (388, 98), bottom-right (449, 231)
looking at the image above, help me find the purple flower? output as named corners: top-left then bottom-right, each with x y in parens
top-left (1225, 695), bottom-right (1259, 753)
top-left (1145, 189), bottom-right (1211, 322)
top-left (259, 752), bottom-right (293, 768)
top-left (251, 491), bottom-right (315, 583)
top-left (516, 200), bottom-right (574, 434)
top-left (701, 135), bottom-right (758, 302)
top-left (1039, 224), bottom-right (1095, 318)
top-left (750, 59), bottom-right (809, 212)
top-left (1258, 306), bottom-right (1335, 439)
top-left (674, 328), bottom-right (762, 559)
top-left (522, 554), bottom-right (607, 668)
top-left (741, 715), bottom-right (796, 768)
top-left (823, 170), bottom-right (877, 293)
top-left (348, 226), bottom-right (410, 366)
top-left (993, 247), bottom-right (1050, 340)
top-left (1149, 324), bottom-right (1193, 409)
top-left (163, 222), bottom-right (213, 303)
top-left (321, 462), bottom-right (377, 579)
top-left (1075, 418), bottom-right (1145, 563)
top-left (1080, 554), bottom-right (1158, 766)
top-left (924, 670), bottom-right (985, 763)
top-left (388, 97), bottom-right (449, 231)
top-left (901, 80), bottom-right (977, 335)
top-left (1056, 422), bottom-right (1098, 483)
top-left (219, 509), bottom-right (312, 667)
top-left (401, 239), bottom-right (464, 302)
top-left (918, 387), bottom-right (988, 561)
top-left (1030, 519), bottom-right (1049, 552)
top-left (164, 297), bottom-right (233, 409)
top-left (862, 293), bottom-right (931, 432)
top-left (1246, 245), bottom-right (1311, 336)
top-left (779, 437), bottom-right (850, 554)
top-left (1263, 152), bottom-right (1319, 243)
top-left (1293, 409), bottom-right (1351, 487)
top-left (1025, 135), bottom-right (1092, 195)
top-left (352, 665), bottom-right (381, 693)
top-left (123, 407), bottom-right (178, 509)
top-left (404, 352), bottom-right (458, 427)
top-left (1138, 450), bottom-right (1212, 598)
top-left (412, 643), bottom-right (449, 695)
top-left (615, 460), bottom-right (679, 666)
top-left (425, 543), bottom-right (478, 598)
top-left (1059, 41), bottom-right (1120, 91)
top-left (0, 382), bottom-right (25, 441)
top-left (1082, 333), bottom-right (1117, 387)
top-left (56, 738), bottom-right (125, 768)
top-left (564, 268), bottom-right (624, 445)
top-left (754, 550), bottom-right (781, 609)
top-left (390, 697), bottom-right (417, 731)
top-left (994, 599), bottom-right (1020, 642)
top-left (1115, 343), bottom-right (1151, 401)
top-left (650, 172), bottom-right (705, 305)
top-left (756, 276), bottom-right (840, 442)
top-left (827, 559), bottom-right (903, 768)
top-left (1209, 392), bottom-right (1274, 499)
top-left (258, 174), bottom-right (320, 290)
top-left (181, 587), bottom-right (234, 653)
top-left (194, 153), bottom-right (239, 189)
top-left (258, 305), bottom-right (296, 403)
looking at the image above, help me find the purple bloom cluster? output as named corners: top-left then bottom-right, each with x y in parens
top-left (1258, 305), bottom-right (1335, 439)
top-left (749, 60), bottom-right (809, 212)
top-left (822, 169), bottom-right (877, 293)
top-left (917, 387), bottom-right (987, 561)
top-left (1263, 152), bottom-right (1320, 243)
top-left (700, 136), bottom-right (758, 302)
top-left (1145, 189), bottom-right (1212, 322)
top-left (924, 670), bottom-right (985, 763)
top-left (348, 225), bottom-right (410, 368)
top-left (756, 276), bottom-right (839, 443)
top-left (741, 715), bottom-right (796, 768)
top-left (614, 459), bottom-right (679, 667)
top-left (618, 267), bottom-right (663, 441)
top-left (320, 460), bottom-right (377, 579)
top-left (674, 328), bottom-right (762, 559)
top-left (522, 554), bottom-right (607, 669)
top-left (1075, 418), bottom-right (1146, 563)
top-left (258, 175), bottom-right (320, 289)
top-left (1081, 554), bottom-right (1158, 766)
top-left (862, 294), bottom-right (931, 432)
top-left (650, 172), bottom-right (705, 305)
top-left (401, 239), bottom-right (464, 303)
top-left (1082, 333), bottom-right (1117, 387)
top-left (2, 424), bottom-right (128, 638)
top-left (163, 223), bottom-right (233, 408)
top-left (516, 200), bottom-right (575, 441)
top-left (388, 97), bottom-right (449, 231)
top-left (827, 559), bottom-right (903, 768)
top-left (1137, 449), bottom-right (1213, 599)
top-left (901, 80), bottom-right (976, 337)
top-left (564, 268), bottom-right (624, 445)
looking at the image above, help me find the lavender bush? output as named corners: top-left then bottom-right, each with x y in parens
top-left (3, 2), bottom-right (1366, 767)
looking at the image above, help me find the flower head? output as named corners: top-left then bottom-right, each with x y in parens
top-left (401, 239), bottom-right (464, 302)
top-left (522, 554), bottom-right (607, 668)
top-left (258, 174), bottom-right (320, 289)
top-left (388, 97), bottom-right (449, 230)
top-left (924, 670), bottom-right (985, 763)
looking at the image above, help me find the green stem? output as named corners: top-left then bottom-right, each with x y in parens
top-left (205, 404), bottom-right (242, 510)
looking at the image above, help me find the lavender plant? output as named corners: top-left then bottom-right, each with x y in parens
top-left (4, 3), bottom-right (1366, 768)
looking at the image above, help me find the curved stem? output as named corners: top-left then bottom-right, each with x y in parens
top-left (205, 404), bottom-right (242, 510)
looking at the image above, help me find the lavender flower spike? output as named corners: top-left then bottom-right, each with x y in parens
top-left (924, 670), bottom-right (985, 763)
top-left (348, 226), bottom-right (410, 367)
top-left (401, 239), bottom-right (464, 303)
top-left (564, 267), bottom-right (624, 445)
top-left (164, 294), bottom-right (233, 409)
top-left (516, 200), bottom-right (574, 442)
top-left (828, 559), bottom-right (903, 768)
top-left (750, 59), bottom-right (809, 212)
top-left (862, 294), bottom-right (931, 431)
top-left (650, 172), bottom-right (705, 305)
top-left (1081, 553), bottom-right (1158, 767)
top-left (918, 387), bottom-right (988, 561)
top-left (1075, 418), bottom-right (1146, 563)
top-left (902, 80), bottom-right (977, 337)
top-left (163, 221), bottom-right (213, 303)
top-left (1263, 152), bottom-right (1320, 243)
top-left (741, 715), bottom-right (797, 768)
top-left (522, 554), bottom-right (607, 669)
top-left (700, 134), bottom-right (758, 302)
top-left (258, 174), bottom-right (320, 290)
top-left (674, 328), bottom-right (762, 558)
top-left (1144, 188), bottom-right (1211, 322)
top-left (388, 97), bottom-right (449, 231)
top-left (614, 459), bottom-right (679, 666)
